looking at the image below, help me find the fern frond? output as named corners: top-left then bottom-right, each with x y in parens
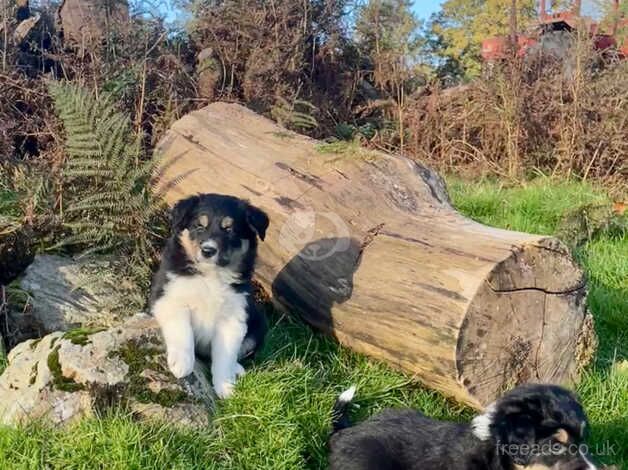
top-left (50, 81), bottom-right (186, 306)
top-left (62, 169), bottom-right (116, 179)
top-left (271, 96), bottom-right (319, 131)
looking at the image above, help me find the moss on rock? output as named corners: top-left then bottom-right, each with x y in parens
top-left (315, 140), bottom-right (379, 163)
top-left (109, 337), bottom-right (189, 408)
top-left (29, 362), bottom-right (38, 385)
top-left (47, 345), bottom-right (84, 392)
top-left (62, 327), bottom-right (107, 346)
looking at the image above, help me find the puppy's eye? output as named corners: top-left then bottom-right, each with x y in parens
top-left (197, 215), bottom-right (209, 229)
top-left (221, 217), bottom-right (233, 231)
top-left (551, 443), bottom-right (568, 455)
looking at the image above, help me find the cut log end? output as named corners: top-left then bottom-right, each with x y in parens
top-left (457, 239), bottom-right (590, 407)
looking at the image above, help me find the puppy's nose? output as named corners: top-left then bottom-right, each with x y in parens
top-left (202, 247), bottom-right (217, 257)
top-left (201, 245), bottom-right (218, 258)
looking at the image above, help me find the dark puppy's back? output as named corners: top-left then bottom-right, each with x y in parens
top-left (329, 409), bottom-right (486, 470)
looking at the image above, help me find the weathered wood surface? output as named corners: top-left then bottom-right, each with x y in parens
top-left (155, 102), bottom-right (594, 408)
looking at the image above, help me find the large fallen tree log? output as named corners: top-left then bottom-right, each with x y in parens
top-left (155, 103), bottom-right (595, 408)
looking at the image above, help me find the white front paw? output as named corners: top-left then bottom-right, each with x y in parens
top-left (213, 379), bottom-right (235, 399)
top-left (234, 362), bottom-right (246, 378)
top-left (167, 349), bottom-right (195, 378)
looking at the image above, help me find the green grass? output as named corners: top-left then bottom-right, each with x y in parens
top-left (0, 177), bottom-right (625, 469)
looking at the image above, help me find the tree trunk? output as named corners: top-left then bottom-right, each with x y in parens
top-left (155, 103), bottom-right (595, 408)
top-left (58, 0), bottom-right (129, 48)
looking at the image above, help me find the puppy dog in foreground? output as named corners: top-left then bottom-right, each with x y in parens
top-left (329, 384), bottom-right (598, 470)
top-left (149, 194), bottom-right (269, 398)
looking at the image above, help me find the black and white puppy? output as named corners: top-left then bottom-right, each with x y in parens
top-left (149, 194), bottom-right (269, 398)
top-left (329, 384), bottom-right (598, 470)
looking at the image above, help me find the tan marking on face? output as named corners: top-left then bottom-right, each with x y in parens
top-left (179, 229), bottom-right (199, 261)
top-left (221, 216), bottom-right (233, 229)
top-left (553, 428), bottom-right (569, 445)
top-left (198, 215), bottom-right (209, 227)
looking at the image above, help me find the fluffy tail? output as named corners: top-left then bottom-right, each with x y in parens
top-left (331, 385), bottom-right (356, 433)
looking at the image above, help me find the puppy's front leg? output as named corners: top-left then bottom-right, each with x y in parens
top-left (153, 306), bottom-right (195, 379)
top-left (211, 317), bottom-right (247, 399)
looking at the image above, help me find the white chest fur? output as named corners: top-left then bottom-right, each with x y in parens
top-left (152, 266), bottom-right (250, 397)
top-left (154, 268), bottom-right (248, 350)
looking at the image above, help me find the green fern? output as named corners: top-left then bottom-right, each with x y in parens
top-left (271, 97), bottom-right (318, 131)
top-left (49, 82), bottom-right (168, 296)
top-left (0, 165), bottom-right (50, 236)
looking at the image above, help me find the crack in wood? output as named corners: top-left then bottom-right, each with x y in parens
top-left (274, 162), bottom-right (323, 190)
top-left (361, 223), bottom-right (385, 250)
top-left (485, 282), bottom-right (586, 295)
top-left (530, 242), bottom-right (569, 255)
top-left (357, 223), bottom-right (385, 265)
top-left (241, 185), bottom-right (262, 196)
top-left (411, 161), bottom-right (452, 207)
top-left (534, 292), bottom-right (548, 380)
top-left (179, 132), bottom-right (212, 153)
top-left (334, 168), bottom-right (350, 179)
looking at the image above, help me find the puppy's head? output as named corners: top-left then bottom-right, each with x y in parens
top-left (171, 194), bottom-right (269, 270)
top-left (472, 384), bottom-right (596, 470)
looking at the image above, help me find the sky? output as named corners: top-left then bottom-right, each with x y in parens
top-left (155, 0), bottom-right (448, 28)
top-left (158, 0), bottom-right (446, 24)
top-left (409, 0), bottom-right (603, 22)
top-left (155, 0), bottom-right (605, 27)
top-left (411, 0), bottom-right (444, 22)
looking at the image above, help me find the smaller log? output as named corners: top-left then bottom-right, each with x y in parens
top-left (13, 13), bottom-right (40, 44)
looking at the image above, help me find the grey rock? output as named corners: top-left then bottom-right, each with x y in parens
top-left (18, 255), bottom-right (126, 333)
top-left (0, 314), bottom-right (213, 427)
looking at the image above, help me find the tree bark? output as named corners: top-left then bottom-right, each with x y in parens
top-left (58, 0), bottom-right (129, 48)
top-left (155, 103), bottom-right (595, 408)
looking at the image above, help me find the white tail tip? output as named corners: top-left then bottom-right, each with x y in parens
top-left (338, 385), bottom-right (356, 403)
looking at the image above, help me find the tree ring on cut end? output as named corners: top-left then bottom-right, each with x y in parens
top-left (457, 238), bottom-right (588, 407)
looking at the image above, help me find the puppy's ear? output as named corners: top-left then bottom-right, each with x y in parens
top-left (171, 196), bottom-right (199, 231)
top-left (246, 204), bottom-right (269, 241)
